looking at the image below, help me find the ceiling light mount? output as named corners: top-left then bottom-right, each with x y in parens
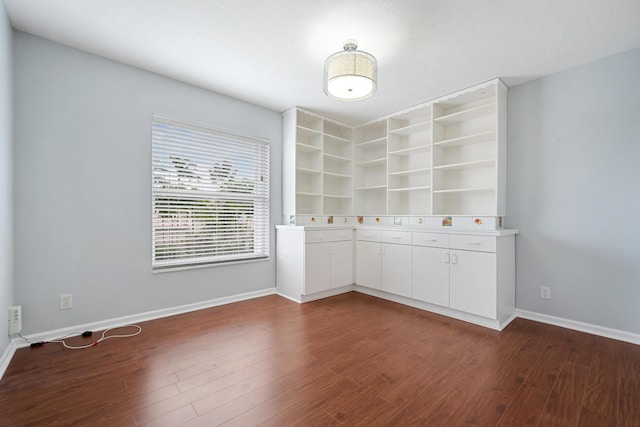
top-left (324, 39), bottom-right (377, 101)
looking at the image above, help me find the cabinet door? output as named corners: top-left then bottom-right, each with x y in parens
top-left (331, 240), bottom-right (354, 288)
top-left (304, 243), bottom-right (331, 295)
top-left (381, 243), bottom-right (412, 298)
top-left (412, 246), bottom-right (450, 307)
top-left (355, 240), bottom-right (381, 289)
top-left (449, 250), bottom-right (497, 319)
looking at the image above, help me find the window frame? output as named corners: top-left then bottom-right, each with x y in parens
top-left (151, 114), bottom-right (270, 271)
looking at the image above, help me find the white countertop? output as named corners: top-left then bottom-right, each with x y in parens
top-left (275, 224), bottom-right (518, 236)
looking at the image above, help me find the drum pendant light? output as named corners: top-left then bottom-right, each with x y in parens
top-left (324, 40), bottom-right (377, 101)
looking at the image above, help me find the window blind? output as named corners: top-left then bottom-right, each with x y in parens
top-left (152, 115), bottom-right (270, 270)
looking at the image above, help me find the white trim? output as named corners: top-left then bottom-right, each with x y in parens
top-left (13, 288), bottom-right (277, 350)
top-left (354, 285), bottom-right (514, 331)
top-left (0, 339), bottom-right (18, 380)
top-left (516, 309), bottom-right (640, 346)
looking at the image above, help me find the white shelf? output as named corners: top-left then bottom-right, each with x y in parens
top-left (296, 142), bottom-right (321, 152)
top-left (324, 153), bottom-right (351, 162)
top-left (433, 187), bottom-right (495, 194)
top-left (296, 167), bottom-right (322, 174)
top-left (433, 159), bottom-right (495, 171)
top-left (354, 136), bottom-right (387, 148)
top-left (389, 121), bottom-right (431, 136)
top-left (355, 185), bottom-right (387, 190)
top-left (297, 125), bottom-right (321, 135)
top-left (324, 194), bottom-right (352, 199)
top-left (324, 134), bottom-right (351, 145)
top-left (324, 171), bottom-right (351, 178)
top-left (434, 130), bottom-right (496, 148)
top-left (285, 79), bottom-right (506, 217)
top-left (388, 145), bottom-right (430, 156)
top-left (388, 186), bottom-right (431, 192)
top-left (388, 167), bottom-right (431, 176)
top-left (434, 102), bottom-right (495, 124)
top-left (356, 157), bottom-right (386, 167)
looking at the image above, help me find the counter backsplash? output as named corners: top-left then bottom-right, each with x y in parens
top-left (285, 215), bottom-right (505, 230)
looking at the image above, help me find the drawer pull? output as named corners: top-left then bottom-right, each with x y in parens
top-left (392, 236), bottom-right (403, 240)
top-left (465, 241), bottom-right (482, 245)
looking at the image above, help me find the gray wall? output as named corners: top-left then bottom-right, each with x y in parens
top-left (13, 32), bottom-right (282, 334)
top-left (507, 47), bottom-right (640, 334)
top-left (0, 3), bottom-right (13, 351)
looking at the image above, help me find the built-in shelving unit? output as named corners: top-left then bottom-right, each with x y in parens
top-left (353, 120), bottom-right (387, 215)
top-left (386, 105), bottom-right (432, 215)
top-left (432, 80), bottom-right (506, 216)
top-left (283, 78), bottom-right (507, 218)
top-left (322, 120), bottom-right (352, 215)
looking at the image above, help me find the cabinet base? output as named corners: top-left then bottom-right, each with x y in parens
top-left (276, 284), bottom-right (356, 304)
top-left (354, 286), bottom-right (516, 331)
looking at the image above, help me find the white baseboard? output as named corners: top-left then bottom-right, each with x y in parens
top-left (0, 339), bottom-right (18, 380)
top-left (12, 287), bottom-right (277, 351)
top-left (516, 309), bottom-right (640, 345)
top-left (354, 285), bottom-right (511, 331)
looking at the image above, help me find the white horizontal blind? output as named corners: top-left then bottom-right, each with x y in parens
top-left (152, 115), bottom-right (270, 270)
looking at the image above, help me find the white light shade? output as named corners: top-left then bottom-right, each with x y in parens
top-left (324, 40), bottom-right (377, 101)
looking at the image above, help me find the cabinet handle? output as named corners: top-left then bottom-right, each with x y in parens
top-left (444, 253), bottom-right (450, 264)
top-left (426, 239), bottom-right (437, 242)
top-left (391, 236), bottom-right (403, 240)
top-left (465, 241), bottom-right (482, 246)
top-left (451, 253), bottom-right (458, 265)
top-left (382, 245), bottom-right (386, 256)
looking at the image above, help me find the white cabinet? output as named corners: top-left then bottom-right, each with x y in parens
top-left (278, 225), bottom-right (516, 330)
top-left (276, 227), bottom-right (353, 302)
top-left (354, 230), bottom-right (412, 298)
top-left (354, 230), bottom-right (382, 289)
top-left (412, 232), bottom-right (450, 307)
top-left (411, 231), bottom-right (515, 322)
top-left (381, 238), bottom-right (412, 298)
top-left (449, 249), bottom-right (496, 319)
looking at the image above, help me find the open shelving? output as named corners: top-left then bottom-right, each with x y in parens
top-left (283, 79), bottom-right (507, 218)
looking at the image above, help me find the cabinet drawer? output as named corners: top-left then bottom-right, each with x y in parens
top-left (328, 229), bottom-right (353, 242)
top-left (355, 229), bottom-right (382, 242)
top-left (450, 235), bottom-right (496, 252)
top-left (382, 230), bottom-right (412, 245)
top-left (412, 232), bottom-right (449, 248)
top-left (305, 229), bottom-right (352, 243)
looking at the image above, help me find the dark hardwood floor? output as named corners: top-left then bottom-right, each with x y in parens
top-left (0, 292), bottom-right (638, 426)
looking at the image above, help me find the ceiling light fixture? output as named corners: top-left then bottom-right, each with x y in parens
top-left (324, 39), bottom-right (377, 101)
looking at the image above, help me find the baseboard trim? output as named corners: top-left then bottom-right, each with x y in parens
top-left (354, 286), bottom-right (510, 331)
top-left (0, 339), bottom-right (18, 380)
top-left (13, 287), bottom-right (277, 351)
top-left (516, 309), bottom-right (640, 345)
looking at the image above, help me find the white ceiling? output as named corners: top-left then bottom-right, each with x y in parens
top-left (4, 0), bottom-right (640, 125)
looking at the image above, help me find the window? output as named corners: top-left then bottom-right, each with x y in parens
top-left (152, 115), bottom-right (270, 270)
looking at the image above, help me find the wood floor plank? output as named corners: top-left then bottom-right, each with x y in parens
top-left (497, 383), bottom-right (548, 426)
top-left (0, 292), bottom-right (635, 426)
top-left (544, 360), bottom-right (592, 424)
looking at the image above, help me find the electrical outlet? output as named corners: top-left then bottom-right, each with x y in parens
top-left (60, 294), bottom-right (72, 310)
top-left (8, 305), bottom-right (22, 335)
top-left (540, 286), bottom-right (551, 299)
